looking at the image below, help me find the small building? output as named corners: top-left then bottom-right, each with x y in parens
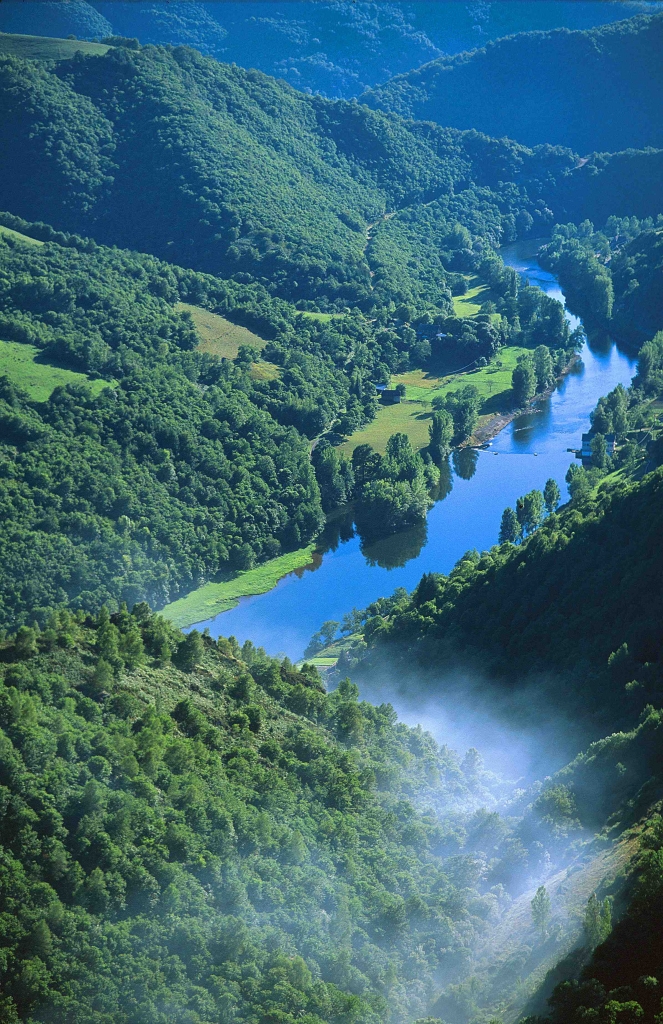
top-left (381, 389), bottom-right (402, 405)
top-left (581, 432), bottom-right (616, 458)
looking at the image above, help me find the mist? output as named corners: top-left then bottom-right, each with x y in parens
top-left (350, 661), bottom-right (593, 784)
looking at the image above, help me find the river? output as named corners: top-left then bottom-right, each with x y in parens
top-left (195, 239), bottom-right (637, 659)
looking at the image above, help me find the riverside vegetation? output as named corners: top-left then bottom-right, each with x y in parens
top-left (1, 13), bottom-right (663, 1024)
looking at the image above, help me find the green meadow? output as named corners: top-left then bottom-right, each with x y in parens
top-left (160, 545), bottom-right (317, 629)
top-left (0, 32), bottom-right (110, 61)
top-left (176, 302), bottom-right (268, 360)
top-left (0, 224), bottom-right (43, 247)
top-left (0, 340), bottom-right (109, 402)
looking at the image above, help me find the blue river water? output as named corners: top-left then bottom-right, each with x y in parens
top-left (196, 239), bottom-right (637, 659)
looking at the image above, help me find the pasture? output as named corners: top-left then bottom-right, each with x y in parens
top-left (176, 303), bottom-right (267, 360)
top-left (0, 32), bottom-right (110, 61)
top-left (0, 340), bottom-right (109, 402)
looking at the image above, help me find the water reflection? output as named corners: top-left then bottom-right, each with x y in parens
top-left (452, 447), bottom-right (479, 480)
top-left (361, 520), bottom-right (428, 569)
top-left (430, 457), bottom-right (454, 502)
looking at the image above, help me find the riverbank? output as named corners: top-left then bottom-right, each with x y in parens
top-left (160, 545), bottom-right (317, 630)
top-left (470, 352), bottom-right (582, 446)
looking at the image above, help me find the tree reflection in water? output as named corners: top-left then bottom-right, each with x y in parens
top-left (452, 447), bottom-right (479, 481)
top-left (360, 520), bottom-right (428, 569)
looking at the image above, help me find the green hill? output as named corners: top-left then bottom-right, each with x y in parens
top-left (0, 39), bottom-right (656, 316)
top-left (0, 31), bottom-right (110, 62)
top-left (351, 465), bottom-right (663, 738)
top-left (2, 40), bottom-right (663, 315)
top-left (363, 14), bottom-right (663, 155)
top-left (0, 599), bottom-right (661, 1024)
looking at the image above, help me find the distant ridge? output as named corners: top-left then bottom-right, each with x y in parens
top-left (362, 14), bottom-right (663, 154)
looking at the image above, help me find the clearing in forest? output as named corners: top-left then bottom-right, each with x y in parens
top-left (338, 400), bottom-right (433, 456)
top-left (0, 32), bottom-right (111, 61)
top-left (0, 224), bottom-right (43, 247)
top-left (394, 345), bottom-right (529, 409)
top-left (0, 340), bottom-right (110, 402)
top-left (452, 275), bottom-right (494, 317)
top-left (177, 303), bottom-right (268, 360)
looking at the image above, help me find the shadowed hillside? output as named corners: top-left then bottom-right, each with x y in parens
top-left (363, 14), bottom-right (663, 154)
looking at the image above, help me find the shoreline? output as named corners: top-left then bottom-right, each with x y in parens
top-left (163, 355), bottom-right (581, 633)
top-left (469, 352), bottom-right (581, 446)
top-left (160, 544), bottom-right (317, 630)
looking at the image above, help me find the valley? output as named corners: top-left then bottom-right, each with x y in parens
top-left (0, 7), bottom-right (662, 1024)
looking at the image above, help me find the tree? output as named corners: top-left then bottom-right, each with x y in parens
top-left (428, 409), bottom-right (454, 461)
top-left (340, 608), bottom-right (363, 635)
top-left (543, 478), bottom-right (561, 514)
top-left (533, 345), bottom-right (554, 391)
top-left (499, 507), bottom-right (521, 544)
top-left (90, 658), bottom-right (114, 695)
top-left (516, 489), bottom-right (545, 535)
top-left (319, 620), bottom-right (340, 646)
top-left (591, 433), bottom-right (608, 469)
top-left (512, 355), bottom-right (536, 407)
top-left (395, 382), bottom-right (407, 398)
top-left (352, 444), bottom-right (382, 486)
top-left (175, 630), bottom-right (205, 672)
top-left (531, 885), bottom-right (551, 934)
top-left (583, 893), bottom-right (612, 948)
top-left (14, 626), bottom-right (38, 660)
top-left (120, 622), bottom-right (146, 670)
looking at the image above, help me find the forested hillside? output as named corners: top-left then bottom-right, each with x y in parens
top-left (0, 598), bottom-right (662, 1024)
top-left (0, 0), bottom-right (636, 99)
top-left (364, 14), bottom-right (663, 154)
top-left (0, 217), bottom-right (412, 628)
top-left (541, 218), bottom-right (663, 346)
top-left (347, 464), bottom-right (663, 737)
top-left (0, 42), bottom-right (559, 309)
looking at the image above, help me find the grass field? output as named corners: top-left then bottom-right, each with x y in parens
top-left (339, 346), bottom-right (527, 454)
top-left (452, 276), bottom-right (493, 317)
top-left (249, 361), bottom-right (280, 382)
top-left (160, 545), bottom-right (317, 630)
top-left (176, 303), bottom-right (268, 360)
top-left (297, 311), bottom-right (342, 322)
top-left (394, 346), bottom-right (528, 409)
top-left (0, 225), bottom-right (43, 247)
top-left (0, 340), bottom-right (110, 402)
top-left (338, 400), bottom-right (433, 456)
top-left (0, 33), bottom-right (110, 61)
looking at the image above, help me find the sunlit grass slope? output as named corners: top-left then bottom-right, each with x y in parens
top-left (0, 340), bottom-right (110, 402)
top-left (0, 224), bottom-right (43, 247)
top-left (160, 545), bottom-right (317, 629)
top-left (451, 275), bottom-right (494, 317)
top-left (395, 346), bottom-right (529, 406)
top-left (0, 32), bottom-right (110, 61)
top-left (176, 302), bottom-right (267, 360)
top-left (338, 400), bottom-right (433, 456)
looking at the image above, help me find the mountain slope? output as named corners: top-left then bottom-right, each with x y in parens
top-left (0, 42), bottom-right (576, 310)
top-left (346, 462), bottom-right (663, 745)
top-left (363, 14), bottom-right (663, 154)
top-left (0, 0), bottom-right (642, 99)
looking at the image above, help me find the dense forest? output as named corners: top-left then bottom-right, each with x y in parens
top-left (2, 37), bottom-right (663, 314)
top-left (364, 14), bottom-right (663, 154)
top-left (0, 598), bottom-right (662, 1024)
top-left (540, 217), bottom-right (663, 346)
top-left (0, 1), bottom-right (635, 99)
top-left (0, 210), bottom-right (582, 629)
